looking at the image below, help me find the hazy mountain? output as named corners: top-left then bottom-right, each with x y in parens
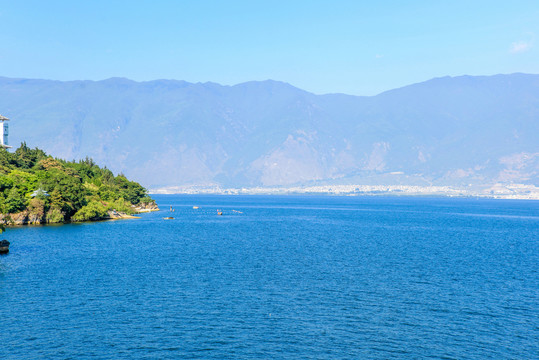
top-left (0, 73), bottom-right (537, 189)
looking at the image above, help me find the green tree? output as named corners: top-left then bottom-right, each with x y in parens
top-left (72, 200), bottom-right (108, 222)
top-left (5, 187), bottom-right (25, 213)
top-left (14, 142), bottom-right (47, 169)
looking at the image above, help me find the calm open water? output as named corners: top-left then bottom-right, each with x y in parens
top-left (0, 195), bottom-right (538, 359)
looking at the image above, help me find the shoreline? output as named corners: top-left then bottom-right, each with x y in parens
top-left (149, 183), bottom-right (539, 200)
top-left (149, 193), bottom-right (539, 201)
top-left (0, 207), bottom-right (160, 227)
top-left (149, 190), bottom-right (539, 201)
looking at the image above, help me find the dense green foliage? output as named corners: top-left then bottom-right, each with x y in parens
top-left (0, 143), bottom-right (154, 222)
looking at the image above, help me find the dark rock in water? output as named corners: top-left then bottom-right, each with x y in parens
top-left (0, 239), bottom-right (10, 254)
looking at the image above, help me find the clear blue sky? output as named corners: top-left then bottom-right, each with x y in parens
top-left (0, 0), bottom-right (538, 95)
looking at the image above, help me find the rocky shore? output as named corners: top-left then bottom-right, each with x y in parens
top-left (132, 201), bottom-right (160, 213)
top-left (0, 201), bottom-right (160, 226)
top-left (105, 201), bottom-right (160, 220)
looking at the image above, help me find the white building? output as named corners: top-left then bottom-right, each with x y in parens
top-left (0, 114), bottom-right (11, 149)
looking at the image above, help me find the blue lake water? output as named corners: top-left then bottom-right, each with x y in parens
top-left (0, 195), bottom-right (538, 359)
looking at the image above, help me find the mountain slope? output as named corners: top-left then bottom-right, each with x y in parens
top-left (0, 74), bottom-right (537, 189)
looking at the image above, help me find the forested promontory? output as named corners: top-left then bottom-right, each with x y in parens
top-left (0, 143), bottom-right (157, 224)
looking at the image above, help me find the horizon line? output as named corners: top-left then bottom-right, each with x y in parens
top-left (0, 72), bottom-right (536, 97)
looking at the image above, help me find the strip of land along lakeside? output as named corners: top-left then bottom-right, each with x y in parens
top-left (151, 183), bottom-right (539, 200)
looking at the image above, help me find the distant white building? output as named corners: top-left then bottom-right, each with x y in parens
top-left (0, 114), bottom-right (11, 149)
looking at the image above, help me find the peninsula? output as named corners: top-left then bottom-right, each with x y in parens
top-left (0, 143), bottom-right (158, 225)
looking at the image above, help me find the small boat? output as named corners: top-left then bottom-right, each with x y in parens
top-left (217, 211), bottom-right (223, 216)
top-left (163, 217), bottom-right (174, 220)
top-left (0, 240), bottom-right (9, 254)
top-left (193, 206), bottom-right (199, 209)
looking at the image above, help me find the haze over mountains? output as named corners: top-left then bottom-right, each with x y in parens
top-left (0, 73), bottom-right (537, 191)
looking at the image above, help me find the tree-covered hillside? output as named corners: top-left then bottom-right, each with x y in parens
top-left (0, 143), bottom-right (155, 223)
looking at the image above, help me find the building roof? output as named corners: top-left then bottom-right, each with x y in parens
top-left (0, 115), bottom-right (9, 121)
top-left (31, 189), bottom-right (49, 197)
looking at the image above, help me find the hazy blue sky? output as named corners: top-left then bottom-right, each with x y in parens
top-left (0, 0), bottom-right (537, 95)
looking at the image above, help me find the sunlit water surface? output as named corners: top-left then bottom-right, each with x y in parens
top-left (0, 195), bottom-right (537, 359)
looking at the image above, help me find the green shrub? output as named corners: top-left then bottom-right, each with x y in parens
top-left (107, 197), bottom-right (134, 214)
top-left (46, 206), bottom-right (65, 223)
top-left (28, 198), bottom-right (46, 218)
top-left (72, 201), bottom-right (108, 222)
top-left (139, 195), bottom-right (155, 204)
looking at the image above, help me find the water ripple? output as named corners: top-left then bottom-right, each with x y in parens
top-left (0, 195), bottom-right (537, 359)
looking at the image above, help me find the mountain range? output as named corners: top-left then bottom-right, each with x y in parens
top-left (0, 73), bottom-right (537, 191)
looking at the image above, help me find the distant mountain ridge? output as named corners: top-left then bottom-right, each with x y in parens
top-left (0, 73), bottom-right (537, 190)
